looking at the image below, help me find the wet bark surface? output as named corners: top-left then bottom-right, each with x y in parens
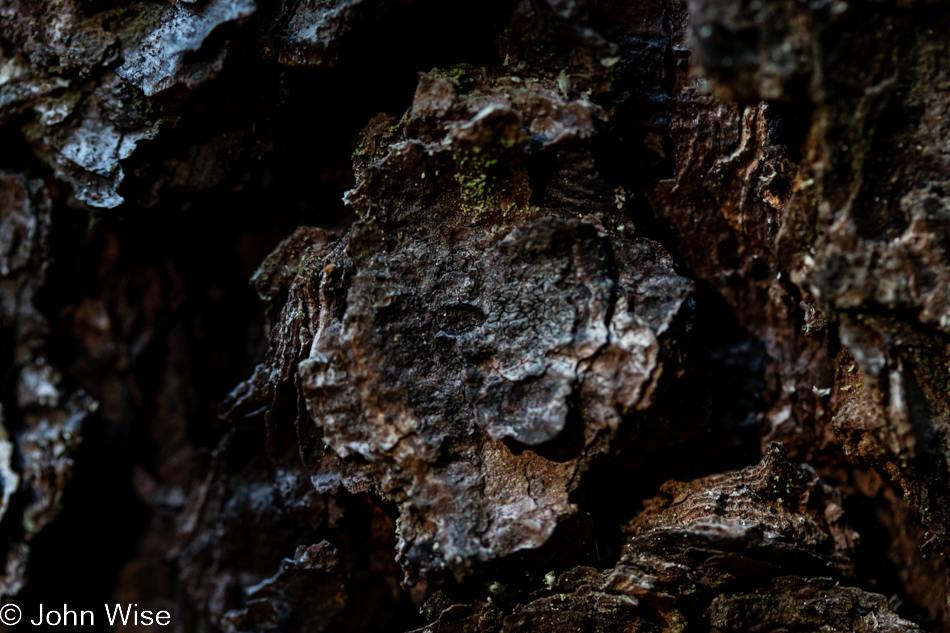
top-left (1, 0), bottom-right (949, 631)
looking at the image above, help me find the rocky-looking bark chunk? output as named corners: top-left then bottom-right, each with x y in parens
top-left (707, 576), bottom-right (925, 633)
top-left (416, 445), bottom-right (919, 632)
top-left (0, 174), bottom-right (96, 597)
top-left (225, 60), bottom-right (705, 583)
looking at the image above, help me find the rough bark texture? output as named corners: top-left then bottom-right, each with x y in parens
top-left (1, 0), bottom-right (949, 631)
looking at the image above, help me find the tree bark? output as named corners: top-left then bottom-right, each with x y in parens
top-left (1, 0), bottom-right (948, 631)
